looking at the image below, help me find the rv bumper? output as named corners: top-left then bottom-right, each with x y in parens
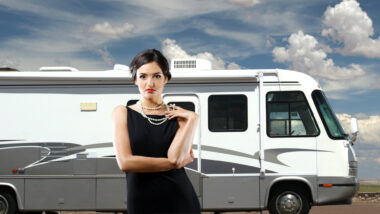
top-left (317, 176), bottom-right (359, 205)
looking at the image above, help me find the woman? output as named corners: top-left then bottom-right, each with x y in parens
top-left (112, 49), bottom-right (201, 213)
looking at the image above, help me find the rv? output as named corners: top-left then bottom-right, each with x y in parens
top-left (0, 59), bottom-right (359, 214)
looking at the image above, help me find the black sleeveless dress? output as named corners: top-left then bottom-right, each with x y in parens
top-left (126, 106), bottom-right (201, 214)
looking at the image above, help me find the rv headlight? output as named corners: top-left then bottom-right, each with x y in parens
top-left (349, 161), bottom-right (358, 176)
top-left (349, 160), bottom-right (358, 168)
top-left (349, 168), bottom-right (358, 176)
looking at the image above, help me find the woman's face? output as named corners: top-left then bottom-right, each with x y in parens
top-left (134, 61), bottom-right (168, 100)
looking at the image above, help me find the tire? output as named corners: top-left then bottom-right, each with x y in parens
top-left (268, 186), bottom-right (310, 214)
top-left (0, 190), bottom-right (17, 214)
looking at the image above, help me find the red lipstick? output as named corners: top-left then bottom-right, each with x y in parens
top-left (146, 89), bottom-right (155, 93)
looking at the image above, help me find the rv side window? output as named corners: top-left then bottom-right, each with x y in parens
top-left (267, 91), bottom-right (319, 137)
top-left (208, 94), bottom-right (247, 132)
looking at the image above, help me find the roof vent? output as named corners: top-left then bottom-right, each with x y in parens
top-left (171, 59), bottom-right (212, 71)
top-left (39, 66), bottom-right (79, 72)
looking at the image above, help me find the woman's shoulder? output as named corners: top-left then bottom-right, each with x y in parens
top-left (112, 105), bottom-right (127, 120)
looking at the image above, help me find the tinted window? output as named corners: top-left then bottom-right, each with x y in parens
top-left (312, 90), bottom-right (346, 139)
top-left (208, 95), bottom-right (247, 132)
top-left (267, 91), bottom-right (319, 137)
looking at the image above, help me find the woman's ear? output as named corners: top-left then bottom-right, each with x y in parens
top-left (164, 76), bottom-right (168, 84)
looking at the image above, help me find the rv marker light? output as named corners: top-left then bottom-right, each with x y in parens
top-left (323, 184), bottom-right (333, 187)
top-left (11, 169), bottom-right (18, 173)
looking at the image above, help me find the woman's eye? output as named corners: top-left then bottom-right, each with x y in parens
top-left (155, 75), bottom-right (162, 79)
top-left (139, 75), bottom-right (146, 79)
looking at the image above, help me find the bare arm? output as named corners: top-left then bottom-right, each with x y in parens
top-left (166, 106), bottom-right (199, 168)
top-left (176, 148), bottom-right (195, 169)
top-left (112, 105), bottom-right (176, 172)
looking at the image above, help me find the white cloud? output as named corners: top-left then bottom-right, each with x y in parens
top-left (322, 74), bottom-right (380, 93)
top-left (0, 51), bottom-right (108, 71)
top-left (0, 0), bottom-right (246, 70)
top-left (322, 0), bottom-right (380, 58)
top-left (118, 0), bottom-right (239, 19)
top-left (88, 22), bottom-right (135, 39)
top-left (337, 113), bottom-right (380, 146)
top-left (161, 38), bottom-right (241, 70)
top-left (272, 30), bottom-right (365, 81)
top-left (228, 0), bottom-right (262, 8)
top-left (93, 47), bottom-right (115, 66)
top-left (227, 62), bottom-right (241, 70)
top-left (201, 26), bottom-right (266, 51)
top-left (0, 26), bottom-right (115, 70)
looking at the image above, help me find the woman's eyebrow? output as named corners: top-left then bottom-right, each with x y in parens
top-left (138, 71), bottom-right (162, 75)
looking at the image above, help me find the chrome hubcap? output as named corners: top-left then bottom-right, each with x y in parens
top-left (0, 195), bottom-right (9, 214)
top-left (276, 192), bottom-right (302, 214)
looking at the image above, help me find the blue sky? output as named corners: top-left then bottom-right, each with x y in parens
top-left (1, 0), bottom-right (380, 179)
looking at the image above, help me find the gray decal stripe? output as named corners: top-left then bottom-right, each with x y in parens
top-left (186, 158), bottom-right (276, 174)
top-left (0, 139), bottom-right (24, 142)
top-left (194, 145), bottom-right (330, 167)
top-left (253, 148), bottom-right (331, 166)
top-left (197, 145), bottom-right (254, 159)
top-left (66, 142), bottom-right (113, 151)
top-left (0, 142), bottom-right (84, 162)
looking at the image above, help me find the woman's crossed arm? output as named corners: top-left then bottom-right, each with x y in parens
top-left (166, 105), bottom-right (199, 169)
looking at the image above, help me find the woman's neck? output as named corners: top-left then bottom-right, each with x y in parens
top-left (141, 98), bottom-right (163, 108)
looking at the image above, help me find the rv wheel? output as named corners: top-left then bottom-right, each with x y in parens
top-left (268, 186), bottom-right (310, 214)
top-left (0, 190), bottom-right (17, 214)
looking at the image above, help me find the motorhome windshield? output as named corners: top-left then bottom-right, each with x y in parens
top-left (312, 90), bottom-right (346, 139)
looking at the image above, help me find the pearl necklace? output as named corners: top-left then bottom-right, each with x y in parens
top-left (137, 100), bottom-right (168, 125)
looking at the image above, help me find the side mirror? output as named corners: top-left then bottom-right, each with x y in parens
top-left (349, 117), bottom-right (359, 145)
top-left (351, 118), bottom-right (358, 134)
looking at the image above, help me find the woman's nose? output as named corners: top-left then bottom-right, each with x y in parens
top-left (147, 77), bottom-right (154, 87)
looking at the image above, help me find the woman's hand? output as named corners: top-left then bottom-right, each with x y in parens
top-left (165, 104), bottom-right (198, 122)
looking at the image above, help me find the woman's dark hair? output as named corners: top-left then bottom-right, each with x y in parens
top-left (130, 49), bottom-right (171, 81)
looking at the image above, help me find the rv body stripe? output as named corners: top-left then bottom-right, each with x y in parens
top-left (0, 142), bottom-right (329, 171)
top-left (0, 142), bottom-right (84, 162)
top-left (66, 142), bottom-right (113, 151)
top-left (252, 148), bottom-right (331, 167)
